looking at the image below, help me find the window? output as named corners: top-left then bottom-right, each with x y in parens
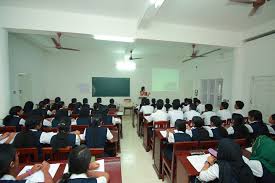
top-left (200, 79), bottom-right (223, 108)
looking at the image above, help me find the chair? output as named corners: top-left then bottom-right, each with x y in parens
top-left (234, 138), bottom-right (247, 147)
top-left (71, 125), bottom-right (88, 133)
top-left (42, 127), bottom-right (58, 132)
top-left (150, 121), bottom-right (170, 152)
top-left (199, 140), bottom-right (219, 149)
top-left (16, 148), bottom-right (38, 163)
top-left (162, 141), bottom-right (199, 183)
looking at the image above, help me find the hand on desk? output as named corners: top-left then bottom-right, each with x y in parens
top-left (31, 164), bottom-right (42, 173)
top-left (207, 156), bottom-right (216, 166)
top-left (89, 162), bottom-right (100, 170)
top-left (87, 170), bottom-right (110, 182)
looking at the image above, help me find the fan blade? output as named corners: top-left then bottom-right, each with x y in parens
top-left (182, 58), bottom-right (195, 63)
top-left (59, 47), bottom-right (80, 51)
top-left (249, 6), bottom-right (259, 16)
top-left (132, 57), bottom-right (143, 60)
top-left (230, 0), bottom-right (254, 4)
top-left (199, 49), bottom-right (221, 57)
top-left (51, 38), bottom-right (60, 47)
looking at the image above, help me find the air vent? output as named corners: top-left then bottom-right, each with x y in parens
top-left (244, 30), bottom-right (275, 43)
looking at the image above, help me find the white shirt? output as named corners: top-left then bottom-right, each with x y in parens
top-left (216, 109), bottom-right (232, 121)
top-left (168, 110), bottom-right (184, 127)
top-left (201, 111), bottom-right (216, 126)
top-left (245, 121), bottom-right (258, 133)
top-left (30, 129), bottom-right (56, 144)
top-left (196, 104), bottom-right (205, 114)
top-left (140, 105), bottom-right (154, 115)
top-left (0, 174), bottom-right (34, 183)
top-left (167, 130), bottom-right (187, 143)
top-left (146, 110), bottom-right (169, 123)
top-left (203, 126), bottom-right (215, 138)
top-left (199, 158), bottom-right (263, 182)
top-left (182, 105), bottom-right (190, 112)
top-left (81, 128), bottom-right (113, 141)
top-left (266, 124), bottom-right (275, 135)
top-left (70, 173), bottom-right (107, 183)
top-left (183, 110), bottom-right (200, 121)
top-left (233, 109), bottom-right (246, 117)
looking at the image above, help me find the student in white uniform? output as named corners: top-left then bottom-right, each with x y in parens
top-left (267, 114), bottom-right (275, 135)
top-left (233, 100), bottom-right (246, 117)
top-left (147, 99), bottom-right (169, 123)
top-left (194, 99), bottom-right (205, 114)
top-left (59, 145), bottom-right (109, 183)
top-left (167, 99), bottom-right (183, 127)
top-left (182, 98), bottom-right (192, 113)
top-left (201, 104), bottom-right (216, 126)
top-left (198, 138), bottom-right (256, 183)
top-left (183, 103), bottom-right (200, 121)
top-left (139, 98), bottom-right (154, 115)
top-left (216, 102), bottom-right (232, 121)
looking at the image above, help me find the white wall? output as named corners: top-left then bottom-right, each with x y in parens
top-left (9, 33), bottom-right (46, 106)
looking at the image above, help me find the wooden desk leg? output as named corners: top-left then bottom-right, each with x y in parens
top-left (143, 124), bottom-right (150, 152)
top-left (132, 108), bottom-right (135, 128)
top-left (153, 135), bottom-right (162, 179)
top-left (176, 158), bottom-right (190, 183)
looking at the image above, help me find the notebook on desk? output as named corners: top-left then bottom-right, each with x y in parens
top-left (18, 163), bottom-right (60, 182)
top-left (187, 154), bottom-right (211, 172)
top-left (64, 159), bottom-right (105, 173)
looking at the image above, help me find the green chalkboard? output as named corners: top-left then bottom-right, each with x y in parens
top-left (92, 77), bottom-right (130, 97)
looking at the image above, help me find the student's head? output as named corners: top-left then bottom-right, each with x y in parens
top-left (59, 101), bottom-right (65, 108)
top-left (43, 98), bottom-right (50, 105)
top-left (189, 103), bottom-right (196, 111)
top-left (93, 103), bottom-right (99, 111)
top-left (175, 119), bottom-right (187, 132)
top-left (97, 98), bottom-right (102, 104)
top-left (9, 106), bottom-right (23, 116)
top-left (25, 115), bottom-right (43, 130)
top-left (220, 102), bottom-right (229, 110)
top-left (83, 98), bottom-right (88, 104)
top-left (217, 138), bottom-right (242, 161)
top-left (192, 116), bottom-right (204, 128)
top-left (194, 98), bottom-right (201, 106)
top-left (23, 101), bottom-right (34, 113)
top-left (156, 99), bottom-right (164, 110)
top-left (141, 86), bottom-right (145, 92)
top-left (151, 98), bottom-right (156, 104)
top-left (269, 114), bottom-right (275, 125)
top-left (205, 104), bottom-right (213, 112)
top-left (248, 110), bottom-right (263, 123)
top-left (165, 98), bottom-right (170, 104)
top-left (172, 99), bottom-right (180, 110)
top-left (0, 144), bottom-right (19, 178)
top-left (145, 98), bottom-right (150, 105)
top-left (38, 101), bottom-right (46, 109)
top-left (55, 109), bottom-right (69, 120)
top-left (109, 98), bottom-right (114, 104)
top-left (232, 113), bottom-right (244, 126)
top-left (55, 97), bottom-right (61, 103)
top-left (235, 100), bottom-right (244, 110)
top-left (57, 122), bottom-right (70, 134)
top-left (71, 98), bottom-right (77, 103)
top-left (210, 116), bottom-right (222, 127)
top-left (79, 108), bottom-right (90, 118)
top-left (89, 117), bottom-right (101, 128)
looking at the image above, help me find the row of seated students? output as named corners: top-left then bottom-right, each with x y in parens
top-left (0, 144), bottom-right (110, 183)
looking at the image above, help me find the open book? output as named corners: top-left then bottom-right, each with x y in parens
top-left (64, 159), bottom-right (105, 174)
top-left (187, 154), bottom-right (211, 172)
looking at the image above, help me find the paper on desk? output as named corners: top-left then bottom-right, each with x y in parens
top-left (187, 154), bottom-right (211, 172)
top-left (18, 163), bottom-right (60, 182)
top-left (246, 147), bottom-right (252, 153)
top-left (160, 131), bottom-right (167, 138)
top-left (64, 159), bottom-right (105, 174)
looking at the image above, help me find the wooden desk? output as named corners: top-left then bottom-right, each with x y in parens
top-left (17, 157), bottom-right (122, 183)
top-left (143, 121), bottom-right (152, 152)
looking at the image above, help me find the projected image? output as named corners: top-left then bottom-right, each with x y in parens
top-left (152, 68), bottom-right (180, 91)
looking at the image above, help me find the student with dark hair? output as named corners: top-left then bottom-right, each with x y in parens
top-left (201, 104), bottom-right (216, 126)
top-left (51, 97), bottom-right (62, 111)
top-left (245, 110), bottom-right (269, 138)
top-left (164, 98), bottom-right (172, 112)
top-left (186, 116), bottom-right (210, 141)
top-left (164, 119), bottom-right (191, 161)
top-left (0, 144), bottom-right (53, 183)
top-left (147, 99), bottom-right (169, 123)
top-left (76, 108), bottom-right (92, 125)
top-left (216, 102), bottom-right (232, 121)
top-left (93, 98), bottom-right (106, 114)
top-left (68, 98), bottom-right (77, 110)
top-left (182, 98), bottom-right (192, 112)
top-left (72, 102), bottom-right (82, 115)
top-left (183, 103), bottom-right (200, 121)
top-left (59, 145), bottom-right (109, 183)
top-left (198, 138), bottom-right (256, 183)
top-left (50, 123), bottom-right (81, 151)
top-left (209, 116), bottom-right (228, 140)
top-left (194, 99), bottom-right (205, 114)
top-left (82, 98), bottom-right (90, 109)
top-left (167, 99), bottom-right (184, 127)
top-left (23, 101), bottom-right (34, 117)
top-left (151, 98), bottom-right (156, 109)
top-left (138, 97), bottom-right (147, 111)
top-left (108, 99), bottom-right (116, 109)
top-left (233, 100), bottom-right (246, 117)
top-left (52, 109), bottom-right (71, 128)
top-left (139, 98), bottom-right (154, 115)
top-left (226, 113), bottom-right (249, 139)
top-left (267, 114), bottom-right (275, 135)
top-left (3, 106), bottom-right (25, 127)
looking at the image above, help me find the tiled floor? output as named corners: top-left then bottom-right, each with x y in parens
top-left (119, 116), bottom-right (167, 183)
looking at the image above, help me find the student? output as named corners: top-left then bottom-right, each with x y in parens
top-left (164, 98), bottom-right (172, 112)
top-left (139, 98), bottom-right (154, 115)
top-left (164, 120), bottom-right (191, 161)
top-left (233, 100), bottom-right (246, 117)
top-left (13, 115), bottom-right (55, 148)
top-left (198, 138), bottom-right (256, 183)
top-left (183, 103), bottom-right (200, 121)
top-left (209, 116), bottom-right (228, 140)
top-left (84, 118), bottom-right (113, 148)
top-left (182, 98), bottom-right (192, 113)
top-left (43, 98), bottom-right (51, 111)
top-left (68, 98), bottom-right (77, 110)
top-left (23, 101), bottom-right (34, 117)
top-left (72, 102), bottom-right (82, 115)
top-left (52, 109), bottom-right (71, 128)
top-left (82, 98), bottom-right (90, 109)
top-left (186, 116), bottom-right (210, 141)
top-left (108, 98), bottom-right (116, 109)
top-left (226, 113), bottom-right (250, 139)
top-left (51, 97), bottom-right (62, 111)
top-left (194, 99), bottom-right (205, 114)
top-left (245, 110), bottom-right (269, 138)
top-left (201, 104), bottom-right (216, 126)
top-left (93, 98), bottom-right (105, 113)
top-left (151, 98), bottom-right (156, 109)
top-left (267, 114), bottom-right (275, 135)
top-left (146, 99), bottom-right (169, 123)
top-left (3, 106), bottom-right (25, 127)
top-left (167, 99), bottom-right (184, 127)
top-left (0, 144), bottom-right (53, 183)
top-left (216, 102), bottom-right (232, 121)
top-left (60, 145), bottom-right (109, 183)
top-left (248, 135), bottom-right (275, 183)
top-left (50, 123), bottom-right (81, 151)
top-left (76, 108), bottom-right (92, 125)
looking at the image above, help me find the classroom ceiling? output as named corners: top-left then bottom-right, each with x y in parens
top-left (1, 0), bottom-right (275, 31)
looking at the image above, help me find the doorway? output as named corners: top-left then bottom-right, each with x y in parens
top-left (17, 73), bottom-right (32, 106)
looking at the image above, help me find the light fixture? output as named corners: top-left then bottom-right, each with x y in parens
top-left (149, 0), bottom-right (165, 8)
top-left (93, 35), bottom-right (135, 43)
top-left (116, 60), bottom-right (136, 71)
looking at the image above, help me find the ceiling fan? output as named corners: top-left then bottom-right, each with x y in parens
top-left (229, 0), bottom-right (271, 16)
top-left (182, 44), bottom-right (221, 63)
top-left (50, 32), bottom-right (80, 51)
top-left (128, 49), bottom-right (143, 60)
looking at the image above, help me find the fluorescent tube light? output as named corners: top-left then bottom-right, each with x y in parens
top-left (94, 35), bottom-right (135, 43)
top-left (116, 61), bottom-right (136, 71)
top-left (149, 0), bottom-right (165, 8)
